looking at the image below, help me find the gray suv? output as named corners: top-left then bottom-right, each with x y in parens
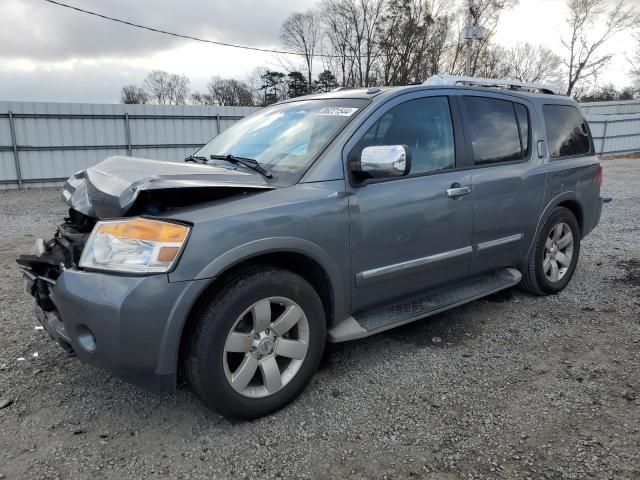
top-left (18, 76), bottom-right (603, 419)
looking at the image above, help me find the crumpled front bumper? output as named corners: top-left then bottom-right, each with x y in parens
top-left (22, 266), bottom-right (207, 394)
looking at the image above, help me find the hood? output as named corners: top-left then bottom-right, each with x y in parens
top-left (62, 156), bottom-right (274, 218)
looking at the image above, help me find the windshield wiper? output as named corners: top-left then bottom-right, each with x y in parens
top-left (209, 154), bottom-right (273, 179)
top-left (185, 154), bottom-right (208, 163)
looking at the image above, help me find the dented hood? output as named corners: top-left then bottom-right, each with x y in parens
top-left (62, 156), bottom-right (273, 218)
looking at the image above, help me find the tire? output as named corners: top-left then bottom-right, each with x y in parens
top-left (520, 207), bottom-right (581, 296)
top-left (185, 267), bottom-right (326, 420)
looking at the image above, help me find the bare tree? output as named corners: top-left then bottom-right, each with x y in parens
top-left (562, 0), bottom-right (638, 96)
top-left (504, 42), bottom-right (563, 85)
top-left (320, 0), bottom-right (386, 87)
top-left (578, 83), bottom-right (636, 102)
top-left (206, 77), bottom-right (255, 106)
top-left (320, 0), bottom-right (356, 86)
top-left (247, 66), bottom-right (269, 106)
top-left (120, 85), bottom-right (148, 104)
top-left (630, 31), bottom-right (640, 87)
top-left (143, 70), bottom-right (190, 105)
top-left (144, 70), bottom-right (170, 105)
top-left (166, 73), bottom-right (190, 105)
top-left (190, 92), bottom-right (213, 105)
top-left (474, 44), bottom-right (510, 78)
top-left (281, 10), bottom-right (321, 89)
top-left (376, 0), bottom-right (453, 85)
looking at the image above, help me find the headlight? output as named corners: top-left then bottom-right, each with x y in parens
top-left (79, 218), bottom-right (190, 274)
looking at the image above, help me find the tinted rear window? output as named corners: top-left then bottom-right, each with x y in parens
top-left (543, 104), bottom-right (591, 158)
top-left (463, 96), bottom-right (525, 164)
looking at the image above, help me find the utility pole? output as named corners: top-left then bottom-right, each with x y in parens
top-left (463, 0), bottom-right (486, 77)
top-left (464, 0), bottom-right (473, 77)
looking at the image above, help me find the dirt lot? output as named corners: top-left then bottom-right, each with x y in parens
top-left (0, 159), bottom-right (638, 480)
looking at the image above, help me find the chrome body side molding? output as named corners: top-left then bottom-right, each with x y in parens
top-left (476, 234), bottom-right (523, 251)
top-left (356, 246), bottom-right (473, 286)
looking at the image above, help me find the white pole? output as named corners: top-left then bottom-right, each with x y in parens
top-left (465, 0), bottom-right (473, 77)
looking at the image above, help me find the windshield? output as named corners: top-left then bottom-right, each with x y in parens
top-left (196, 99), bottom-right (368, 174)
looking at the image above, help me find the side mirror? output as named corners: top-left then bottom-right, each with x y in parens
top-left (350, 145), bottom-right (411, 179)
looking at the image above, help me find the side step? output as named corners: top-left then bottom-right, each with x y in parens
top-left (327, 268), bottom-right (522, 342)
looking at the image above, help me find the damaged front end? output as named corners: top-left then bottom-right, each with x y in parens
top-left (17, 155), bottom-right (276, 357)
top-left (17, 209), bottom-right (95, 354)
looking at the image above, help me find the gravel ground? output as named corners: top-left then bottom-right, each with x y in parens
top-left (0, 159), bottom-right (639, 480)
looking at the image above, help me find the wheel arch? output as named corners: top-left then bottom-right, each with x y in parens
top-left (556, 199), bottom-right (584, 235)
top-left (164, 238), bottom-right (347, 382)
top-left (523, 192), bottom-right (584, 266)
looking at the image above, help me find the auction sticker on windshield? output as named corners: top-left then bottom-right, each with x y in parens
top-left (319, 107), bottom-right (358, 116)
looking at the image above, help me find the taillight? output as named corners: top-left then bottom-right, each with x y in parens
top-left (596, 164), bottom-right (603, 187)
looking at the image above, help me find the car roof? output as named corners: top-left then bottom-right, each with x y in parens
top-left (287, 84), bottom-right (576, 106)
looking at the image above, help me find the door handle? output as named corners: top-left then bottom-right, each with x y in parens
top-left (446, 184), bottom-right (472, 198)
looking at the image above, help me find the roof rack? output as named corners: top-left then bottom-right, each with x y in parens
top-left (423, 75), bottom-right (563, 96)
top-left (332, 86), bottom-right (355, 92)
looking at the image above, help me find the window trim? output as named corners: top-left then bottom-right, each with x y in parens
top-left (459, 94), bottom-right (533, 167)
top-left (542, 103), bottom-right (593, 161)
top-left (344, 93), bottom-right (463, 186)
top-left (513, 102), bottom-right (531, 159)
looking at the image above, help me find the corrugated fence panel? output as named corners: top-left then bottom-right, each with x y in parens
top-left (581, 100), bottom-right (640, 116)
top-left (0, 101), bottom-right (258, 187)
top-left (3, 98), bottom-right (639, 188)
top-left (584, 100), bottom-right (640, 155)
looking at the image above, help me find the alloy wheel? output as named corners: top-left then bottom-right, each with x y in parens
top-left (543, 222), bottom-right (574, 282)
top-left (223, 297), bottom-right (310, 398)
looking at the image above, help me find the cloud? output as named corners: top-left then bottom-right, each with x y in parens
top-left (0, 0), bottom-right (316, 61)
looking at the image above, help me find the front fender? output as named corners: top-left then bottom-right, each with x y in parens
top-left (157, 237), bottom-right (349, 377)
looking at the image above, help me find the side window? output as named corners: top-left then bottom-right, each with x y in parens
top-left (463, 96), bottom-right (526, 164)
top-left (543, 105), bottom-right (591, 158)
top-left (353, 96), bottom-right (455, 175)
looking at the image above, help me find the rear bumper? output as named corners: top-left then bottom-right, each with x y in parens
top-left (23, 267), bottom-right (208, 394)
top-left (583, 196), bottom-right (603, 238)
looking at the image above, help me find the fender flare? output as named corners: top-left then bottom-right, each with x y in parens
top-left (523, 191), bottom-right (580, 263)
top-left (155, 237), bottom-right (348, 376)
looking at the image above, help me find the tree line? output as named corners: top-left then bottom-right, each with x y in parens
top-left (121, 0), bottom-right (640, 106)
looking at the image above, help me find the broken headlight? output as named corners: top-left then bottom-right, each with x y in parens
top-left (79, 218), bottom-right (190, 274)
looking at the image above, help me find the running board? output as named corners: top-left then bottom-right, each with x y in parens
top-left (327, 268), bottom-right (522, 342)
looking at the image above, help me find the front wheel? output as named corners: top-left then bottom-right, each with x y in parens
top-left (185, 268), bottom-right (326, 420)
top-left (521, 207), bottom-right (581, 295)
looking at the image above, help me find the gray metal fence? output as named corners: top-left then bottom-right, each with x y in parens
top-left (1, 98), bottom-right (638, 189)
top-left (581, 99), bottom-right (640, 156)
top-left (0, 101), bottom-right (259, 189)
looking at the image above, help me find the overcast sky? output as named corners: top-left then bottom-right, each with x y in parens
top-left (0, 0), bottom-right (636, 103)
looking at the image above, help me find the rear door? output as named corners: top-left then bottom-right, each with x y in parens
top-left (346, 91), bottom-right (474, 313)
top-left (458, 93), bottom-right (546, 276)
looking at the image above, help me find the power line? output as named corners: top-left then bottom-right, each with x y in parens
top-left (41, 0), bottom-right (310, 57)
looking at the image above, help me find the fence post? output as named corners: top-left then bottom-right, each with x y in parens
top-left (124, 112), bottom-right (132, 156)
top-left (8, 111), bottom-right (23, 189)
top-left (215, 114), bottom-right (220, 136)
top-left (601, 118), bottom-right (609, 155)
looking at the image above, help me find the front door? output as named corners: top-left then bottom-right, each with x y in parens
top-left (347, 93), bottom-right (474, 313)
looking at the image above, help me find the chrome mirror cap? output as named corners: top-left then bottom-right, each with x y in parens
top-left (353, 145), bottom-right (411, 179)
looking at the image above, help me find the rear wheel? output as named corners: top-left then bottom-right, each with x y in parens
top-left (185, 268), bottom-right (325, 420)
top-left (521, 207), bottom-right (581, 295)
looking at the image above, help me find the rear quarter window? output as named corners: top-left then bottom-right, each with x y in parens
top-left (463, 96), bottom-right (529, 164)
top-left (543, 104), bottom-right (591, 158)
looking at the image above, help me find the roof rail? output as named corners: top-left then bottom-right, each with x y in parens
top-left (332, 86), bottom-right (355, 92)
top-left (423, 75), bottom-right (563, 96)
